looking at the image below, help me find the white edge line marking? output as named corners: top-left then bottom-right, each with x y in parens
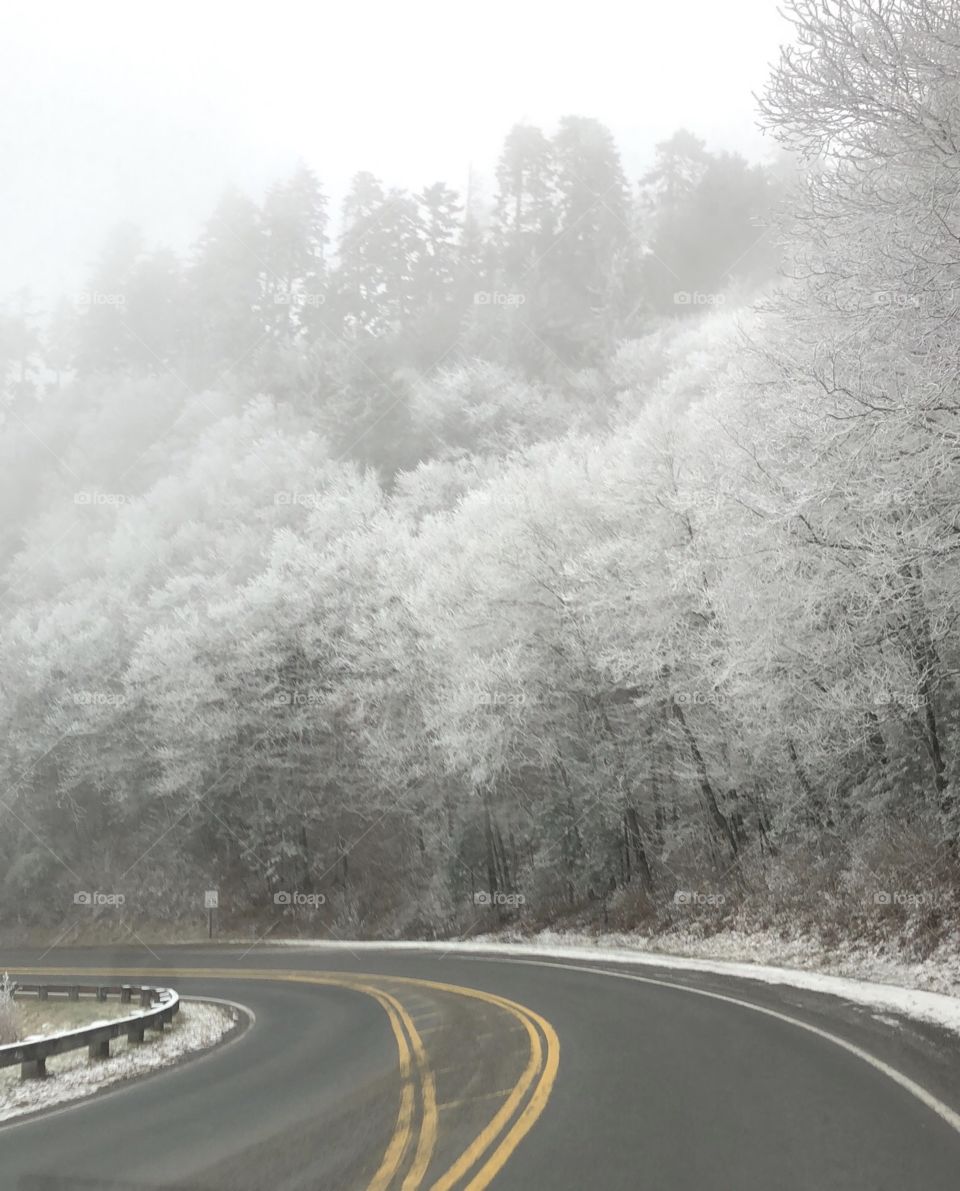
top-left (181, 993), bottom-right (258, 1025)
top-left (262, 940), bottom-right (960, 1033)
top-left (474, 956), bottom-right (960, 1136)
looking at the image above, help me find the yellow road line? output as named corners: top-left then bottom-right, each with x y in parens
top-left (368, 1079), bottom-right (415, 1191)
top-left (276, 973), bottom-right (438, 1190)
top-left (376, 989), bottom-right (413, 1081)
top-left (427, 1006), bottom-right (540, 1191)
top-left (394, 995), bottom-right (438, 1191)
top-left (463, 1010), bottom-right (560, 1191)
top-left (7, 966), bottom-right (559, 1191)
top-left (359, 990), bottom-right (416, 1190)
top-left (366, 974), bottom-right (561, 1191)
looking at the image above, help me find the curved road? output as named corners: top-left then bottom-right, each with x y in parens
top-left (2, 944), bottom-right (960, 1189)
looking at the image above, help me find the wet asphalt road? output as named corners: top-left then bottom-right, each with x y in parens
top-left (1, 944), bottom-right (960, 1190)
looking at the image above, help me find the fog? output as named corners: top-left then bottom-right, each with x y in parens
top-left (2, 0), bottom-right (957, 1094)
top-left (2, 0), bottom-right (784, 302)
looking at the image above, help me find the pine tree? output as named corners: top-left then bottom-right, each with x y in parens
top-left (189, 188), bottom-right (266, 383)
top-left (261, 163), bottom-right (329, 342)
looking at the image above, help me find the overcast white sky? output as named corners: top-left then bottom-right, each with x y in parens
top-left (1, 0), bottom-right (789, 306)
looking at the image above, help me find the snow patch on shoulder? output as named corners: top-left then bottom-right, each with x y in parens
top-left (0, 999), bottom-right (240, 1124)
top-left (266, 931), bottom-right (960, 1035)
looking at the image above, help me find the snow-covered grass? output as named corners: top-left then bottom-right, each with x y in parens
top-left (483, 924), bottom-right (960, 999)
top-left (17, 997), bottom-right (129, 1038)
top-left (0, 999), bottom-right (239, 1123)
top-left (586, 924), bottom-right (960, 994)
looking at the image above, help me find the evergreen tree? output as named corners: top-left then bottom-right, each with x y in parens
top-left (261, 163), bottom-right (329, 343)
top-left (189, 188), bottom-right (266, 383)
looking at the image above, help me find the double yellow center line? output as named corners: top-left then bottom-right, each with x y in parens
top-left (323, 979), bottom-right (437, 1191)
top-left (7, 965), bottom-right (559, 1191)
top-left (414, 975), bottom-right (559, 1191)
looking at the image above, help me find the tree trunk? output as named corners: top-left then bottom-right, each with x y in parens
top-left (671, 698), bottom-right (739, 856)
top-left (623, 804), bottom-right (654, 894)
top-left (786, 737), bottom-right (832, 829)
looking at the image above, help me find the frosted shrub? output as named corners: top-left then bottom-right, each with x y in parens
top-left (0, 972), bottom-right (21, 1044)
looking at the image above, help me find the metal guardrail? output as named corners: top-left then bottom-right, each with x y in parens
top-left (0, 982), bottom-right (180, 1079)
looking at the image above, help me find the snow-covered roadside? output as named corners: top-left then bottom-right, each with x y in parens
top-left (265, 931), bottom-right (960, 1036)
top-left (0, 999), bottom-right (241, 1123)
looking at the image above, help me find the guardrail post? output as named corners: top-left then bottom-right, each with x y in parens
top-left (1, 983), bottom-right (179, 1074)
